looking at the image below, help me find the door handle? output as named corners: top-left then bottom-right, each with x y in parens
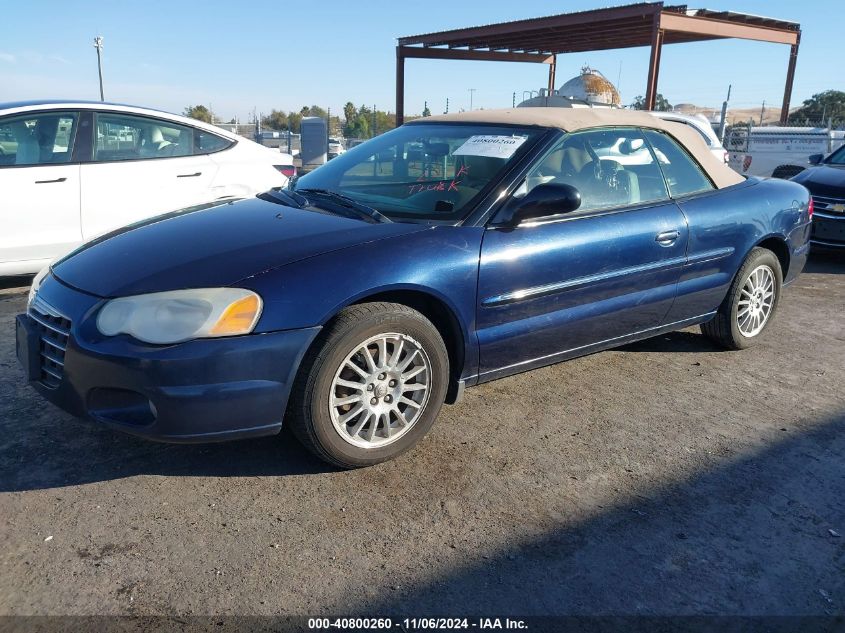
top-left (177, 172), bottom-right (202, 178)
top-left (655, 230), bottom-right (681, 246)
top-left (34, 177), bottom-right (67, 184)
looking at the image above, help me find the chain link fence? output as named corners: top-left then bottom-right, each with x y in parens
top-left (724, 119), bottom-right (845, 178)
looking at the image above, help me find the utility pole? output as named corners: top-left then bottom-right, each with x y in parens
top-left (468, 88), bottom-right (476, 111)
top-left (759, 100), bottom-right (766, 125)
top-left (372, 104), bottom-right (376, 138)
top-left (93, 36), bottom-right (105, 101)
top-left (445, 97), bottom-right (449, 114)
top-left (718, 84), bottom-right (731, 143)
top-left (512, 92), bottom-right (516, 108)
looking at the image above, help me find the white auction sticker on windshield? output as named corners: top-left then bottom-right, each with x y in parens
top-left (453, 135), bottom-right (527, 159)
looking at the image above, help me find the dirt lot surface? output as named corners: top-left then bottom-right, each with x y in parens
top-left (0, 254), bottom-right (843, 618)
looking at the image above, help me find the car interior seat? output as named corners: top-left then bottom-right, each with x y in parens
top-left (13, 124), bottom-right (39, 165)
top-left (560, 145), bottom-right (595, 177)
top-left (33, 116), bottom-right (60, 163)
top-left (148, 126), bottom-right (174, 155)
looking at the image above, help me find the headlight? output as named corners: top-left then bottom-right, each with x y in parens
top-left (96, 288), bottom-right (262, 344)
top-left (28, 266), bottom-right (50, 308)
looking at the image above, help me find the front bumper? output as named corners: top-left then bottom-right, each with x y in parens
top-left (810, 213), bottom-right (845, 248)
top-left (17, 274), bottom-right (320, 442)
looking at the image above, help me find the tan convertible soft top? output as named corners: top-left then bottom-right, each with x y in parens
top-left (410, 108), bottom-right (743, 189)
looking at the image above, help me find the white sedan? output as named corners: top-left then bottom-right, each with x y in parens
top-left (650, 111), bottom-right (729, 164)
top-left (0, 100), bottom-right (295, 275)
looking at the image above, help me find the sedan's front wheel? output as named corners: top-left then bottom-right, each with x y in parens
top-left (287, 302), bottom-right (449, 468)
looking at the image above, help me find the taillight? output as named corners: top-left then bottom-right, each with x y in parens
top-left (807, 197), bottom-right (814, 219)
top-left (274, 165), bottom-right (297, 179)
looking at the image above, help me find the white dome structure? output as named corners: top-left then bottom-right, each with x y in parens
top-left (559, 66), bottom-right (621, 106)
top-left (516, 66), bottom-right (621, 109)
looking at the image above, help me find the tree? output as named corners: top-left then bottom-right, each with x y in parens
top-left (287, 112), bottom-right (303, 134)
top-left (261, 109), bottom-right (289, 130)
top-left (343, 102), bottom-right (356, 127)
top-left (183, 105), bottom-right (213, 123)
top-left (308, 105), bottom-right (328, 119)
top-left (630, 94), bottom-right (672, 112)
top-left (422, 103), bottom-right (431, 117)
top-left (298, 105), bottom-right (327, 119)
top-left (788, 90), bottom-right (845, 126)
top-left (373, 110), bottom-right (395, 134)
top-left (348, 113), bottom-right (369, 139)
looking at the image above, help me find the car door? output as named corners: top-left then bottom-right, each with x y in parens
top-left (0, 110), bottom-right (82, 273)
top-left (476, 127), bottom-right (689, 379)
top-left (642, 129), bottom-right (743, 323)
top-left (80, 111), bottom-right (218, 240)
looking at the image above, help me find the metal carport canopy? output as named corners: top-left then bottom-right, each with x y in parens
top-left (395, 2), bottom-right (800, 125)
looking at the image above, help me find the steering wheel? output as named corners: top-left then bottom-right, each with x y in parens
top-left (596, 159), bottom-right (630, 201)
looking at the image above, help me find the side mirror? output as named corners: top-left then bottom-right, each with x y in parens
top-left (511, 183), bottom-right (581, 225)
top-left (808, 153), bottom-right (824, 165)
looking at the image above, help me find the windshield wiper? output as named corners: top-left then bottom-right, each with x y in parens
top-left (259, 188), bottom-right (309, 209)
top-left (295, 188), bottom-right (392, 224)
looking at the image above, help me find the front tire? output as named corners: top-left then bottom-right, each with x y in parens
top-left (287, 302), bottom-right (449, 468)
top-left (701, 247), bottom-right (783, 350)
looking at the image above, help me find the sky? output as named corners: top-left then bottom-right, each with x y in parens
top-left (0, 0), bottom-right (841, 122)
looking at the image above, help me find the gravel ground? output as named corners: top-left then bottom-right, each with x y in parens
top-left (0, 253), bottom-right (843, 617)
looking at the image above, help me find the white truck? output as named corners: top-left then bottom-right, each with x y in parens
top-left (726, 125), bottom-right (845, 179)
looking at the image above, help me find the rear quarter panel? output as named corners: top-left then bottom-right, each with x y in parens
top-left (665, 177), bottom-right (811, 323)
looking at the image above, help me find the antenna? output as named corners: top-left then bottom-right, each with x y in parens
top-left (617, 60), bottom-right (623, 94)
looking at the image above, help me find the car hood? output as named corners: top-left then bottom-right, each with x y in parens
top-left (52, 197), bottom-right (426, 298)
top-left (793, 165), bottom-right (845, 197)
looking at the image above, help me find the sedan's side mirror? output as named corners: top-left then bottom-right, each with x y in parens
top-left (808, 153), bottom-right (824, 165)
top-left (511, 183), bottom-right (581, 225)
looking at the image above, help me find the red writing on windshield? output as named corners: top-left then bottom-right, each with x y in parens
top-left (407, 164), bottom-right (468, 195)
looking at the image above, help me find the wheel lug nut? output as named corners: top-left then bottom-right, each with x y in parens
top-left (366, 384), bottom-right (374, 391)
top-left (378, 373), bottom-right (386, 380)
top-left (384, 395), bottom-right (392, 403)
top-left (389, 380), bottom-right (396, 387)
top-left (370, 398), bottom-right (378, 405)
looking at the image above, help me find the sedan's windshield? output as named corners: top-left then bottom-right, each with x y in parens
top-left (293, 123), bottom-right (544, 222)
top-left (825, 145), bottom-right (845, 165)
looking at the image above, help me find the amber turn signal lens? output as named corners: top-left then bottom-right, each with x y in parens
top-left (209, 294), bottom-right (261, 335)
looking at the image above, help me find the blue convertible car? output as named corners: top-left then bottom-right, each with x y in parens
top-left (17, 108), bottom-right (812, 467)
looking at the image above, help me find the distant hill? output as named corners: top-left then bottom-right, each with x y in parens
top-left (671, 103), bottom-right (796, 126)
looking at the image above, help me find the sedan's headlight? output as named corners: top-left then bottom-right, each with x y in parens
top-left (96, 288), bottom-right (262, 344)
top-left (27, 266), bottom-right (50, 308)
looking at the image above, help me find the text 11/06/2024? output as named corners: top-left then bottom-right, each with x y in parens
top-left (307, 617), bottom-right (529, 630)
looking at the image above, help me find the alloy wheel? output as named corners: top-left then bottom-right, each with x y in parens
top-left (329, 333), bottom-right (431, 448)
top-left (737, 264), bottom-right (775, 337)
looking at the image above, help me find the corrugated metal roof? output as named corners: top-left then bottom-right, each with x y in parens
top-left (398, 2), bottom-right (799, 55)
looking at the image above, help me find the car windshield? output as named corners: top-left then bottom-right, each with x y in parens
top-left (825, 145), bottom-right (845, 165)
top-left (293, 123), bottom-right (544, 222)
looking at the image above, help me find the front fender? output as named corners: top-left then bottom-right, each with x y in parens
top-left (241, 225), bottom-right (485, 380)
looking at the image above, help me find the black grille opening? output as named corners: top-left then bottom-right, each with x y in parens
top-left (812, 195), bottom-right (845, 213)
top-left (28, 298), bottom-right (71, 389)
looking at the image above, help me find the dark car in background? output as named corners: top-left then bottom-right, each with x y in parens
top-left (792, 146), bottom-right (845, 248)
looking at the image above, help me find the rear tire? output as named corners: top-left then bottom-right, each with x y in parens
top-left (287, 302), bottom-right (449, 468)
top-left (701, 247), bottom-right (783, 350)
